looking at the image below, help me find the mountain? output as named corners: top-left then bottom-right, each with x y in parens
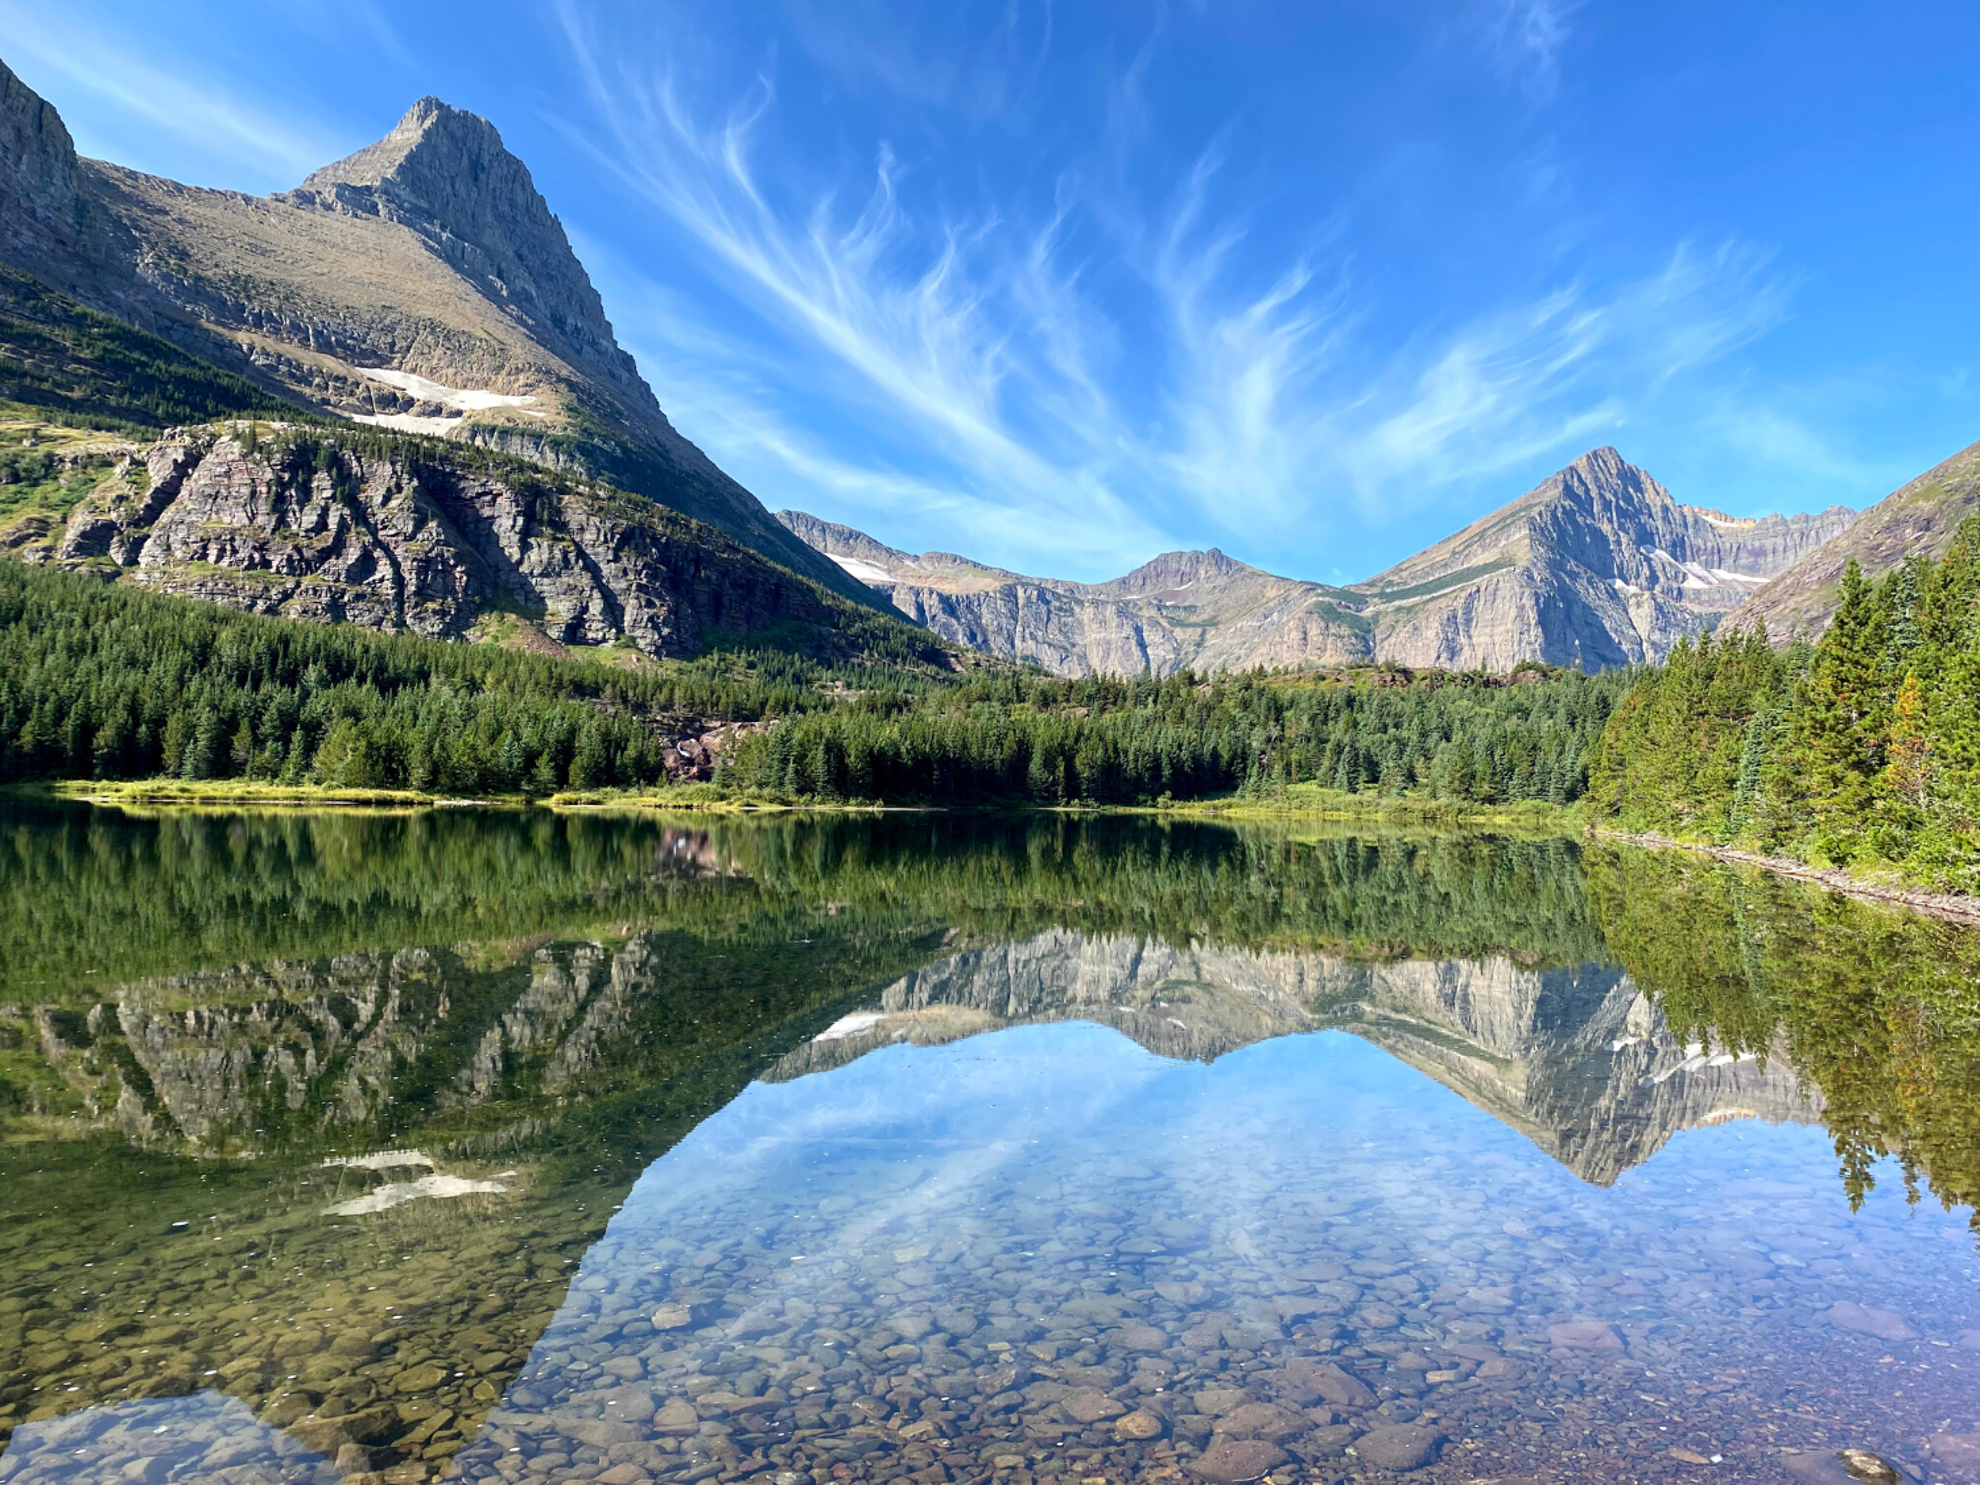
top-left (764, 927), bottom-right (1819, 1187)
top-left (782, 448), bottom-right (1856, 675)
top-left (1729, 435), bottom-right (1980, 639)
top-left (777, 509), bottom-right (1348, 676)
top-left (0, 57), bottom-right (881, 612)
top-left (1, 418), bottom-right (910, 661)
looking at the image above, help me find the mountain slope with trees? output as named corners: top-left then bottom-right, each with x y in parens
top-left (1592, 519), bottom-right (1980, 892)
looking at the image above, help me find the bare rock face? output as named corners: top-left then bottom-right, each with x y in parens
top-left (777, 512), bottom-right (1365, 678)
top-left (779, 449), bottom-right (1854, 676)
top-left (1354, 447), bottom-right (1855, 670)
top-left (283, 97), bottom-right (647, 417)
top-left (0, 58), bottom-right (80, 265)
top-left (0, 57), bottom-right (879, 611)
top-left (29, 427), bottom-right (851, 659)
top-left (1730, 436), bottom-right (1980, 641)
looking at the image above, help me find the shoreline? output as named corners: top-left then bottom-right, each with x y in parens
top-left (14, 780), bottom-right (1980, 925)
top-left (1596, 827), bottom-right (1980, 927)
top-left (7, 779), bottom-right (1585, 830)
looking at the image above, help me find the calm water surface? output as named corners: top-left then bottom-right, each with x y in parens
top-left (0, 806), bottom-right (1977, 1485)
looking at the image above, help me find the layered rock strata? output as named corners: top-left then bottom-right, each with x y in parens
top-left (782, 448), bottom-right (1856, 674)
top-left (4, 425), bottom-right (864, 659)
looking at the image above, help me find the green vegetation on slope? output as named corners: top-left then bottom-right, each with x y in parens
top-left (1590, 519), bottom-right (1980, 893)
top-left (0, 563), bottom-right (946, 795)
top-left (0, 265), bottom-right (301, 430)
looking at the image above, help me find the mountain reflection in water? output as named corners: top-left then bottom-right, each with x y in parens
top-left (0, 805), bottom-right (1977, 1485)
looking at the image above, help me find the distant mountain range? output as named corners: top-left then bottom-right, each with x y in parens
top-left (1728, 435), bottom-right (1980, 638)
top-left (783, 448), bottom-right (1856, 674)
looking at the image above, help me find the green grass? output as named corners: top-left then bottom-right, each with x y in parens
top-left (1151, 780), bottom-right (1588, 831)
top-left (1366, 558), bottom-right (1514, 607)
top-left (33, 779), bottom-right (452, 809)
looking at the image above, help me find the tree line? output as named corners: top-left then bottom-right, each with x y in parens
top-left (0, 564), bottom-right (931, 796)
top-left (719, 665), bottom-right (1625, 806)
top-left (1590, 517), bottom-right (1980, 893)
top-left (9, 517), bottom-right (1980, 902)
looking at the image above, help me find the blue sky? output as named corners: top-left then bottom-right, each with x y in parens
top-left (8, 2), bottom-right (1980, 582)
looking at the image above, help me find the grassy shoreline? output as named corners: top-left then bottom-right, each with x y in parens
top-left (8, 777), bottom-right (1585, 828)
top-left (1594, 826), bottom-right (1980, 926)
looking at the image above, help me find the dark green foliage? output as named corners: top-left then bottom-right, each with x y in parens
top-left (1591, 521), bottom-right (1980, 890)
top-left (722, 666), bottom-right (1626, 806)
top-left (1588, 625), bottom-right (1787, 841)
top-left (0, 266), bottom-right (301, 430)
top-left (1591, 844), bottom-right (1980, 1227)
top-left (0, 563), bottom-right (936, 794)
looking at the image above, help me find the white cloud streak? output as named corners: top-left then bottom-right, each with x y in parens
top-left (0, 3), bottom-right (346, 186)
top-left (553, 6), bottom-right (1789, 581)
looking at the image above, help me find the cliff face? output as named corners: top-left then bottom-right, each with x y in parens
top-left (1729, 436), bottom-right (1980, 640)
top-left (781, 450), bottom-right (1855, 676)
top-left (764, 928), bottom-right (1820, 1187)
top-left (0, 58), bottom-right (880, 610)
top-left (1352, 446), bottom-right (1857, 671)
top-left (0, 60), bottom-right (78, 264)
top-left (777, 512), bottom-right (1365, 678)
top-left (2, 424), bottom-right (868, 659)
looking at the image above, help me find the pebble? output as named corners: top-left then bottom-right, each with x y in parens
top-left (1354, 1422), bottom-right (1444, 1471)
top-left (1189, 1437), bottom-right (1287, 1482)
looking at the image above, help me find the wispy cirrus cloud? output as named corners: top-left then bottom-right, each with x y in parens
top-left (0, 2), bottom-right (347, 187)
top-left (1475, 0), bottom-right (1582, 97)
top-left (551, 4), bottom-right (1789, 580)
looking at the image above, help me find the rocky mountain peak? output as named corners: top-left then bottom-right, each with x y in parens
top-left (1550, 445), bottom-right (1671, 515)
top-left (1104, 547), bottom-right (1257, 598)
top-left (285, 96), bottom-right (641, 389)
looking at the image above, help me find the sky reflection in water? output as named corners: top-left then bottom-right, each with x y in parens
top-left (460, 1026), bottom-right (1980, 1485)
top-left (5, 809), bottom-right (1980, 1485)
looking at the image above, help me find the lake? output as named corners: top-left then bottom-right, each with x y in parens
top-left (0, 804), bottom-right (1976, 1485)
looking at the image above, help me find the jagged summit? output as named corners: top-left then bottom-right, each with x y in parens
top-left (297, 96), bottom-right (466, 191)
top-left (0, 56), bottom-right (886, 609)
top-left (285, 96), bottom-right (640, 391)
top-left (781, 446), bottom-right (1857, 676)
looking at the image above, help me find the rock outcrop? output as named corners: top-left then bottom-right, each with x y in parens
top-left (1729, 435), bottom-right (1980, 640)
top-left (7, 423), bottom-right (890, 660)
top-left (0, 58), bottom-right (79, 264)
top-left (782, 449), bottom-right (1856, 675)
top-left (0, 57), bottom-right (882, 611)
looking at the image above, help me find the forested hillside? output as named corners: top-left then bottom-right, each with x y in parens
top-left (0, 564), bottom-right (940, 794)
top-left (720, 665), bottom-right (1624, 805)
top-left (0, 555), bottom-right (1623, 804)
top-left (9, 511), bottom-right (1980, 909)
top-left (1591, 518), bottom-right (1980, 892)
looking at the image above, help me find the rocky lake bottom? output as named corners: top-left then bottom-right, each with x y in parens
top-left (1, 806), bottom-right (1978, 1485)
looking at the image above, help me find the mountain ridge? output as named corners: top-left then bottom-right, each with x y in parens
top-left (1728, 435), bottom-right (1980, 639)
top-left (0, 59), bottom-right (883, 611)
top-left (782, 447), bottom-right (1856, 675)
